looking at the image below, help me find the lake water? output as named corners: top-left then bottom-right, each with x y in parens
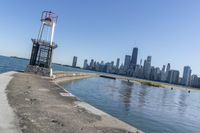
top-left (0, 55), bottom-right (91, 74)
top-left (63, 77), bottom-right (200, 133)
top-left (1, 55), bottom-right (200, 133)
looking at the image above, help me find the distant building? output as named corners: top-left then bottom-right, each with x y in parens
top-left (159, 65), bottom-right (166, 81)
top-left (155, 67), bottom-right (161, 81)
top-left (90, 59), bottom-right (94, 69)
top-left (167, 70), bottom-right (179, 84)
top-left (166, 63), bottom-right (171, 72)
top-left (111, 61), bottom-right (114, 68)
top-left (105, 63), bottom-right (112, 73)
top-left (149, 66), bottom-right (155, 80)
top-left (116, 58), bottom-right (120, 69)
top-left (149, 66), bottom-right (161, 81)
top-left (162, 65), bottom-right (166, 72)
top-left (143, 56), bottom-right (151, 79)
top-left (126, 48), bottom-right (138, 76)
top-left (182, 66), bottom-right (192, 86)
top-left (124, 55), bottom-right (131, 70)
top-left (160, 71), bottom-right (166, 82)
top-left (129, 47), bottom-right (138, 70)
top-left (190, 74), bottom-right (199, 87)
top-left (140, 59), bottom-right (142, 66)
top-left (118, 64), bottom-right (126, 75)
top-left (133, 65), bottom-right (141, 77)
top-left (83, 59), bottom-right (88, 69)
top-left (93, 61), bottom-right (97, 70)
top-left (72, 56), bottom-right (77, 67)
top-left (147, 56), bottom-right (151, 66)
top-left (165, 63), bottom-right (171, 80)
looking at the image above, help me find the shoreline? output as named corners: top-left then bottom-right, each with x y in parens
top-left (98, 73), bottom-right (200, 93)
top-left (2, 71), bottom-right (143, 133)
top-left (53, 72), bottom-right (142, 132)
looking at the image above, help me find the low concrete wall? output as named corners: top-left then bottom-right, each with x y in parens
top-left (53, 72), bottom-right (98, 83)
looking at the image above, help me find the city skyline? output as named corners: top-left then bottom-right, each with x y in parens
top-left (75, 47), bottom-right (194, 78)
top-left (71, 46), bottom-right (195, 77)
top-left (80, 47), bottom-right (199, 87)
top-left (1, 1), bottom-right (200, 75)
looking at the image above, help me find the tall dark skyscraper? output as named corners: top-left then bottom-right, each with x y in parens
top-left (126, 47), bottom-right (138, 76)
top-left (130, 47), bottom-right (138, 70)
top-left (130, 47), bottom-right (138, 65)
top-left (72, 56), bottom-right (77, 67)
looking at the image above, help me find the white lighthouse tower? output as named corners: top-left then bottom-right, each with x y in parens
top-left (26, 11), bottom-right (58, 77)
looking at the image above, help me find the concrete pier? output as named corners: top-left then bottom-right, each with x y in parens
top-left (0, 71), bottom-right (21, 133)
top-left (1, 71), bottom-right (143, 133)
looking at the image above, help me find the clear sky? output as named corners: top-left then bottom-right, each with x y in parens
top-left (0, 0), bottom-right (200, 76)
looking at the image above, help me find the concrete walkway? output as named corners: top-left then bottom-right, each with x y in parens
top-left (0, 71), bottom-right (21, 133)
top-left (6, 72), bottom-right (143, 133)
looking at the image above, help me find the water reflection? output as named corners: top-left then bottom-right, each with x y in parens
top-left (63, 77), bottom-right (200, 133)
top-left (138, 85), bottom-right (148, 108)
top-left (119, 81), bottom-right (133, 111)
top-left (161, 89), bottom-right (168, 105)
top-left (178, 92), bottom-right (188, 115)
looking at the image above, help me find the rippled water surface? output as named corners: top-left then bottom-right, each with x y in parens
top-left (64, 77), bottom-right (200, 133)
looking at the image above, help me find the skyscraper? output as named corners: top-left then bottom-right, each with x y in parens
top-left (130, 47), bottom-right (138, 70)
top-left (166, 63), bottom-right (171, 72)
top-left (140, 59), bottom-right (142, 66)
top-left (116, 58), bottom-right (120, 69)
top-left (83, 59), bottom-right (88, 69)
top-left (72, 56), bottom-right (77, 67)
top-left (162, 65), bottom-right (166, 72)
top-left (124, 55), bottom-right (131, 69)
top-left (90, 59), bottom-right (94, 69)
top-left (143, 56), bottom-right (152, 79)
top-left (111, 61), bottom-right (114, 68)
top-left (165, 63), bottom-right (171, 80)
top-left (190, 75), bottom-right (199, 87)
top-left (182, 66), bottom-right (192, 86)
top-left (147, 56), bottom-right (151, 65)
top-left (167, 70), bottom-right (179, 84)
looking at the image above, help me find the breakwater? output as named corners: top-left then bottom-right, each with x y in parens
top-left (2, 71), bottom-right (142, 133)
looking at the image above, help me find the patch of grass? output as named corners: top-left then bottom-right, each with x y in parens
top-left (137, 80), bottom-right (165, 88)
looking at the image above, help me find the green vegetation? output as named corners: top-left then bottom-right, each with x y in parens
top-left (136, 80), bottom-right (165, 88)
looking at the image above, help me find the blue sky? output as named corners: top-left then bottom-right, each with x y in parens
top-left (0, 0), bottom-right (200, 75)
